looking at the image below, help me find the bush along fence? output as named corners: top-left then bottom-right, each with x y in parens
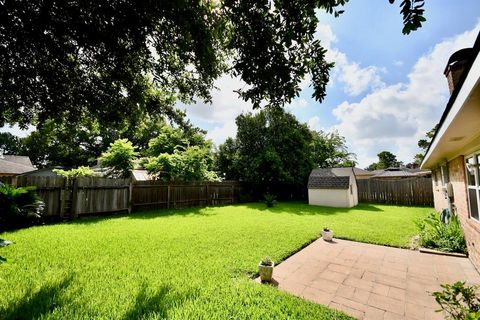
top-left (357, 177), bottom-right (433, 207)
top-left (0, 176), bottom-right (240, 219)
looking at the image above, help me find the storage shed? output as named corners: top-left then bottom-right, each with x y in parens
top-left (308, 168), bottom-right (358, 208)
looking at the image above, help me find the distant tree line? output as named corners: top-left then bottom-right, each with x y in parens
top-left (3, 108), bottom-right (356, 199)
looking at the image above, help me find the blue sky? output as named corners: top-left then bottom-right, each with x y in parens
top-left (183, 0), bottom-right (480, 168)
top-left (2, 1), bottom-right (480, 168)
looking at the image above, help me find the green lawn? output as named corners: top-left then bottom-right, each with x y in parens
top-left (0, 202), bottom-right (431, 319)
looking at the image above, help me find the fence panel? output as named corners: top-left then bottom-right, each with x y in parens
top-left (132, 181), bottom-right (240, 211)
top-left (3, 177), bottom-right (240, 217)
top-left (357, 177), bottom-right (433, 206)
top-left (73, 177), bottom-right (130, 216)
top-left (131, 181), bottom-right (169, 211)
top-left (15, 176), bottom-right (67, 217)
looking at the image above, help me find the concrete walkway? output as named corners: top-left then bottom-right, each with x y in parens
top-left (258, 239), bottom-right (480, 320)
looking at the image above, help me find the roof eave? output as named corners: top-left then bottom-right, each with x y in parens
top-left (421, 32), bottom-right (480, 169)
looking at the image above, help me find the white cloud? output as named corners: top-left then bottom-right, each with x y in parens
top-left (307, 116), bottom-right (321, 131)
top-left (206, 120), bottom-right (237, 146)
top-left (338, 62), bottom-right (385, 96)
top-left (181, 74), bottom-right (255, 145)
top-left (182, 75), bottom-right (253, 124)
top-left (329, 23), bottom-right (480, 168)
top-left (0, 124), bottom-right (35, 138)
top-left (394, 60), bottom-right (404, 66)
top-left (315, 24), bottom-right (385, 97)
top-left (286, 98), bottom-right (309, 112)
top-left (314, 23), bottom-right (337, 48)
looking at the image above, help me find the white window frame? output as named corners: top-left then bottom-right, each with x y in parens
top-left (441, 165), bottom-right (449, 185)
top-left (433, 169), bottom-right (438, 187)
top-left (465, 152), bottom-right (480, 222)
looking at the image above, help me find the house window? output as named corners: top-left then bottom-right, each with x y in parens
top-left (441, 165), bottom-right (449, 184)
top-left (466, 154), bottom-right (480, 221)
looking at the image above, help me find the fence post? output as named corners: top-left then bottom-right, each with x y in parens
top-left (71, 178), bottom-right (78, 218)
top-left (59, 177), bottom-right (66, 219)
top-left (206, 183), bottom-right (210, 206)
top-left (167, 184), bottom-right (171, 209)
top-left (128, 181), bottom-right (133, 214)
top-left (231, 184), bottom-right (234, 204)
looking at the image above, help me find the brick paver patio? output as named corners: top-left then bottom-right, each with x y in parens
top-left (257, 238), bottom-right (480, 320)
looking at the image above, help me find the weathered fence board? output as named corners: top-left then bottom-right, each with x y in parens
top-left (132, 181), bottom-right (240, 211)
top-left (73, 177), bottom-right (131, 216)
top-left (357, 177), bottom-right (433, 206)
top-left (2, 176), bottom-right (240, 218)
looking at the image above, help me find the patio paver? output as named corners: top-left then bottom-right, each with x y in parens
top-left (256, 239), bottom-right (480, 320)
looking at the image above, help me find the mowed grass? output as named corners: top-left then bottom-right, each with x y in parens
top-left (0, 202), bottom-right (431, 319)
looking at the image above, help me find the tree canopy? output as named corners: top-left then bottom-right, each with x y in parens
top-left (366, 151), bottom-right (402, 171)
top-left (409, 124), bottom-right (437, 167)
top-left (144, 126), bottom-right (218, 182)
top-left (311, 130), bottom-right (356, 168)
top-left (0, 132), bottom-right (23, 155)
top-left (0, 0), bottom-right (425, 129)
top-left (100, 139), bottom-right (139, 178)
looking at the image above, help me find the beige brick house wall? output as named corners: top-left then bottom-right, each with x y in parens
top-left (432, 155), bottom-right (480, 270)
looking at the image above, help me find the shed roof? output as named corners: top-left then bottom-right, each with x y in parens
top-left (373, 169), bottom-right (417, 178)
top-left (352, 167), bottom-right (375, 176)
top-left (132, 169), bottom-right (153, 181)
top-left (0, 159), bottom-right (35, 175)
top-left (2, 155), bottom-right (33, 167)
top-left (308, 168), bottom-right (353, 190)
top-left (371, 167), bottom-right (430, 178)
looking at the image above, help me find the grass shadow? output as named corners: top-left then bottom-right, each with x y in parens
top-left (243, 202), bottom-right (384, 215)
top-left (66, 206), bottom-right (219, 226)
top-left (13, 201), bottom-right (387, 228)
top-left (123, 282), bottom-right (198, 320)
top-left (0, 274), bottom-right (74, 320)
top-left (127, 206), bottom-right (220, 220)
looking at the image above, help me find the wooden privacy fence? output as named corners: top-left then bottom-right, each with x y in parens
top-left (132, 181), bottom-right (241, 211)
top-left (1, 176), bottom-right (239, 218)
top-left (357, 177), bottom-right (433, 206)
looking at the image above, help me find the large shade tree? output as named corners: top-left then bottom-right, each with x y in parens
top-left (366, 151), bottom-right (402, 171)
top-left (20, 110), bottom-right (203, 168)
top-left (0, 132), bottom-right (24, 155)
top-left (0, 0), bottom-right (426, 129)
top-left (216, 107), bottom-right (355, 199)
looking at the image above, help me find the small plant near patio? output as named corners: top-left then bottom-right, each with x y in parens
top-left (432, 281), bottom-right (480, 319)
top-left (259, 256), bottom-right (275, 282)
top-left (260, 256), bottom-right (273, 266)
top-left (0, 183), bottom-right (44, 231)
top-left (264, 193), bottom-right (277, 207)
top-left (0, 238), bottom-right (12, 264)
top-left (321, 227), bottom-right (334, 242)
top-left (417, 212), bottom-right (467, 254)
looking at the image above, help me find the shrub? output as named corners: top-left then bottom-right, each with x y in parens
top-left (100, 139), bottom-right (138, 178)
top-left (53, 166), bottom-right (94, 178)
top-left (417, 212), bottom-right (467, 254)
top-left (264, 193), bottom-right (277, 208)
top-left (433, 281), bottom-right (480, 319)
top-left (0, 183), bottom-right (44, 230)
top-left (260, 256), bottom-right (273, 266)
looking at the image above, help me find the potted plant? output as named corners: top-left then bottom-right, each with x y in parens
top-left (321, 227), bottom-right (334, 242)
top-left (258, 256), bottom-right (275, 282)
